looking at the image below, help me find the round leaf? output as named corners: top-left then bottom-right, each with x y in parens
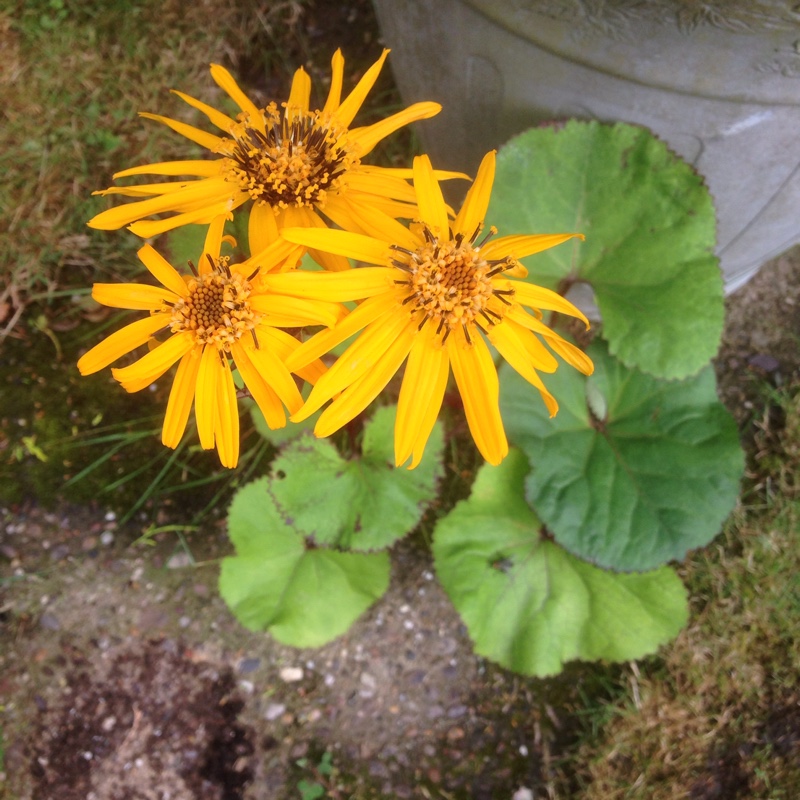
top-left (432, 450), bottom-right (688, 677)
top-left (500, 340), bottom-right (744, 571)
top-left (269, 405), bottom-right (444, 551)
top-left (219, 478), bottom-right (390, 647)
top-left (489, 120), bottom-right (724, 379)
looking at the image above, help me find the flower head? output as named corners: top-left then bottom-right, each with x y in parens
top-left (87, 50), bottom-right (442, 269)
top-left (268, 151), bottom-right (594, 468)
top-left (77, 216), bottom-right (342, 467)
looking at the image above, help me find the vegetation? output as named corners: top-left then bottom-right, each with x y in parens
top-left (1, 0), bottom-right (798, 796)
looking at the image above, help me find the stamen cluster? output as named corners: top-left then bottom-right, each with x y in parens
top-left (393, 225), bottom-right (516, 342)
top-left (221, 102), bottom-right (357, 209)
top-left (169, 256), bottom-right (261, 351)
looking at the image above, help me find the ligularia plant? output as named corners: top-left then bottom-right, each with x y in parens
top-left (80, 50), bottom-right (742, 677)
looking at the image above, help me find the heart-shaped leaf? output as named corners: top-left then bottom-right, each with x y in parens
top-left (489, 120), bottom-right (723, 380)
top-left (269, 405), bottom-right (444, 551)
top-left (433, 450), bottom-right (688, 677)
top-left (219, 478), bottom-right (390, 647)
top-left (500, 340), bottom-right (743, 571)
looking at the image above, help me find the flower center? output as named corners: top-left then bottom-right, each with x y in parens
top-left (392, 225), bottom-right (516, 342)
top-left (169, 256), bottom-right (261, 351)
top-left (220, 102), bottom-right (358, 210)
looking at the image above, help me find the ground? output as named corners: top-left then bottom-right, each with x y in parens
top-left (2, 244), bottom-right (799, 800)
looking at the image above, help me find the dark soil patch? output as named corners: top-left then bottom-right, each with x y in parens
top-left (30, 639), bottom-right (254, 800)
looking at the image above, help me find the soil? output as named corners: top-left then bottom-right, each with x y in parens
top-left (2, 244), bottom-right (799, 800)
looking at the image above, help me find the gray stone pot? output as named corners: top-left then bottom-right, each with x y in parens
top-left (372, 0), bottom-right (800, 291)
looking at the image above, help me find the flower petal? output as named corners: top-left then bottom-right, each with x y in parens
top-left (112, 331), bottom-right (194, 392)
top-left (240, 339), bottom-right (303, 414)
top-left (171, 89), bottom-right (237, 133)
top-left (248, 201), bottom-right (279, 259)
top-left (113, 160), bottom-right (222, 179)
top-left (334, 49), bottom-right (389, 128)
top-left (126, 200), bottom-right (241, 239)
top-left (453, 150), bottom-right (495, 239)
top-left (482, 232), bottom-right (584, 261)
top-left (231, 341), bottom-right (288, 429)
top-left (395, 321), bottom-right (449, 468)
top-left (194, 344), bottom-right (220, 450)
top-left (249, 295), bottom-right (346, 329)
top-left (139, 111), bottom-right (222, 150)
top-left (508, 280), bottom-right (590, 327)
top-left (137, 244), bottom-right (189, 297)
top-left (487, 322), bottom-right (559, 416)
top-left (285, 289), bottom-right (405, 372)
top-left (162, 350), bottom-right (202, 448)
top-left (77, 313), bottom-right (171, 375)
top-left (449, 327), bottom-right (508, 465)
top-left (209, 64), bottom-right (264, 131)
top-left (322, 49), bottom-right (345, 115)
top-left (348, 101), bottom-right (441, 156)
top-left (413, 154), bottom-right (449, 241)
top-left (320, 196), bottom-right (419, 251)
top-left (214, 357), bottom-right (240, 468)
top-left (92, 283), bottom-right (175, 310)
top-left (313, 316), bottom-right (417, 437)
top-left (282, 206), bottom-right (351, 272)
top-left (287, 66), bottom-right (312, 116)
top-left (260, 327), bottom-right (327, 386)
top-left (263, 264), bottom-right (395, 302)
top-left (280, 228), bottom-right (390, 268)
top-left (88, 178), bottom-right (234, 231)
top-left (202, 213), bottom-right (230, 264)
top-left (293, 307), bottom-right (411, 421)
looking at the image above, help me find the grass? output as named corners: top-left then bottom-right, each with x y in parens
top-left (551, 381), bottom-right (800, 799)
top-left (0, 0), bottom-right (405, 518)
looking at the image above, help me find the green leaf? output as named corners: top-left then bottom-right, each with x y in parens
top-left (432, 450), bottom-right (688, 677)
top-left (219, 478), bottom-right (390, 647)
top-left (164, 218), bottom-right (247, 267)
top-left (269, 405), bottom-right (444, 551)
top-left (500, 340), bottom-right (743, 571)
top-left (247, 400), bottom-right (321, 447)
top-left (490, 120), bottom-right (723, 380)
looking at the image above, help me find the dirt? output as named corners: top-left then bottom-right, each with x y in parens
top-left (2, 244), bottom-right (799, 800)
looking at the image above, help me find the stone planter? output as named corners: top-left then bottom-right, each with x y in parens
top-left (372, 0), bottom-right (800, 291)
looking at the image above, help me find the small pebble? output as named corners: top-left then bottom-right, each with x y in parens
top-left (265, 703), bottom-right (286, 721)
top-left (279, 666), bottom-right (303, 683)
top-left (446, 726), bottom-right (465, 741)
top-left (101, 716), bottom-right (117, 732)
top-left (238, 657), bottom-right (261, 674)
top-left (178, 616), bottom-right (191, 629)
top-left (99, 531), bottom-right (114, 547)
top-left (447, 704), bottom-right (468, 719)
top-left (238, 680), bottom-right (254, 694)
top-left (513, 789), bottom-right (534, 800)
top-left (360, 672), bottom-right (377, 689)
top-left (39, 613), bottom-right (60, 631)
top-left (166, 552), bottom-right (192, 569)
top-left (49, 544), bottom-right (69, 562)
top-left (519, 744), bottom-right (529, 756)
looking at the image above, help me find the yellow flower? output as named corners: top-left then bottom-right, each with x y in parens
top-left (87, 50), bottom-right (443, 270)
top-left (77, 216), bottom-right (342, 468)
top-left (266, 151), bottom-right (594, 468)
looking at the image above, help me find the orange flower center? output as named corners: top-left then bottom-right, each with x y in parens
top-left (221, 102), bottom-right (358, 210)
top-left (393, 225), bottom-right (516, 342)
top-left (169, 257), bottom-right (261, 350)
